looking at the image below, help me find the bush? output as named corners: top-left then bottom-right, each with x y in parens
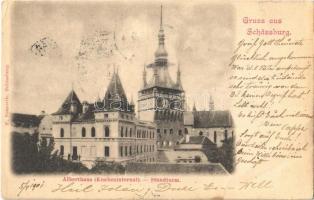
top-left (90, 161), bottom-right (125, 174)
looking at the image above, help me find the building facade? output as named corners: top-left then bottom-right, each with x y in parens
top-left (52, 71), bottom-right (157, 166)
top-left (138, 6), bottom-right (185, 149)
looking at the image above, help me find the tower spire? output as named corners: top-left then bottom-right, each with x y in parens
top-left (155, 4), bottom-right (168, 64)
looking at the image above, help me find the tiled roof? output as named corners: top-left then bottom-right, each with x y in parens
top-left (75, 103), bottom-right (95, 122)
top-left (144, 65), bottom-right (183, 91)
top-left (181, 135), bottom-right (216, 146)
top-left (125, 162), bottom-right (228, 174)
top-left (53, 90), bottom-right (82, 115)
top-left (103, 72), bottom-right (134, 112)
top-left (11, 113), bottom-right (42, 128)
top-left (183, 112), bottom-right (194, 125)
top-left (191, 110), bottom-right (233, 128)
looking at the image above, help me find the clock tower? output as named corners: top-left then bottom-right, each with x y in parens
top-left (138, 5), bottom-right (185, 149)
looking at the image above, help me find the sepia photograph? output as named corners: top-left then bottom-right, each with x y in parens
top-left (10, 2), bottom-right (235, 175)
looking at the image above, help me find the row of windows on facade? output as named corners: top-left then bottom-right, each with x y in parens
top-left (104, 113), bottom-right (134, 120)
top-left (157, 128), bottom-right (183, 136)
top-left (119, 144), bottom-right (155, 157)
top-left (59, 145), bottom-right (110, 157)
top-left (157, 130), bottom-right (233, 147)
top-left (59, 126), bottom-right (155, 139)
top-left (58, 145), bottom-right (155, 158)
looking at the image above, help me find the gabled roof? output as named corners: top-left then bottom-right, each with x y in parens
top-left (53, 90), bottom-right (82, 115)
top-left (181, 135), bottom-right (215, 146)
top-left (11, 113), bottom-right (42, 128)
top-left (191, 110), bottom-right (233, 128)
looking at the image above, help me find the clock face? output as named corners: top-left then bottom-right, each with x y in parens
top-left (156, 97), bottom-right (168, 110)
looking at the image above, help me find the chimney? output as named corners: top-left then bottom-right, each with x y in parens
top-left (82, 101), bottom-right (89, 114)
top-left (39, 110), bottom-right (46, 116)
top-left (185, 134), bottom-right (190, 143)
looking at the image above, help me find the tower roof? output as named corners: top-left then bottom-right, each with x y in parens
top-left (53, 90), bottom-right (82, 115)
top-left (104, 71), bottom-right (127, 101)
top-left (141, 5), bottom-right (184, 92)
top-left (154, 5), bottom-right (168, 61)
top-left (103, 71), bottom-right (133, 112)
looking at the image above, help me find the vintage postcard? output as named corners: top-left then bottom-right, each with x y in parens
top-left (1, 0), bottom-right (313, 199)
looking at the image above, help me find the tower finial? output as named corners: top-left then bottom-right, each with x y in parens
top-left (155, 5), bottom-right (168, 63)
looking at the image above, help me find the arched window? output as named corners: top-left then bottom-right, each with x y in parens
top-left (184, 128), bottom-right (188, 134)
top-left (104, 126), bottom-right (110, 137)
top-left (125, 127), bottom-right (128, 137)
top-left (170, 129), bottom-right (173, 134)
top-left (130, 128), bottom-right (132, 137)
top-left (60, 128), bottom-right (64, 137)
top-left (214, 131), bottom-right (217, 143)
top-left (91, 127), bottom-right (96, 137)
top-left (178, 130), bottom-right (182, 136)
top-left (125, 146), bottom-right (128, 156)
top-left (121, 127), bottom-right (124, 137)
top-left (120, 146), bottom-right (123, 157)
top-left (224, 129), bottom-right (228, 140)
top-left (81, 127), bottom-right (86, 137)
top-left (60, 145), bottom-right (64, 155)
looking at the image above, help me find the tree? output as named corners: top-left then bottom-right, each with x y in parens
top-left (12, 132), bottom-right (39, 173)
top-left (217, 137), bottom-right (235, 173)
top-left (12, 131), bottom-right (87, 174)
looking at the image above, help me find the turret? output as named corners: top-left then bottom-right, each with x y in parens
top-left (209, 95), bottom-right (214, 111)
top-left (143, 64), bottom-right (147, 87)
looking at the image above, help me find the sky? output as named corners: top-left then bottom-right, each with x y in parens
top-left (10, 1), bottom-right (234, 115)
